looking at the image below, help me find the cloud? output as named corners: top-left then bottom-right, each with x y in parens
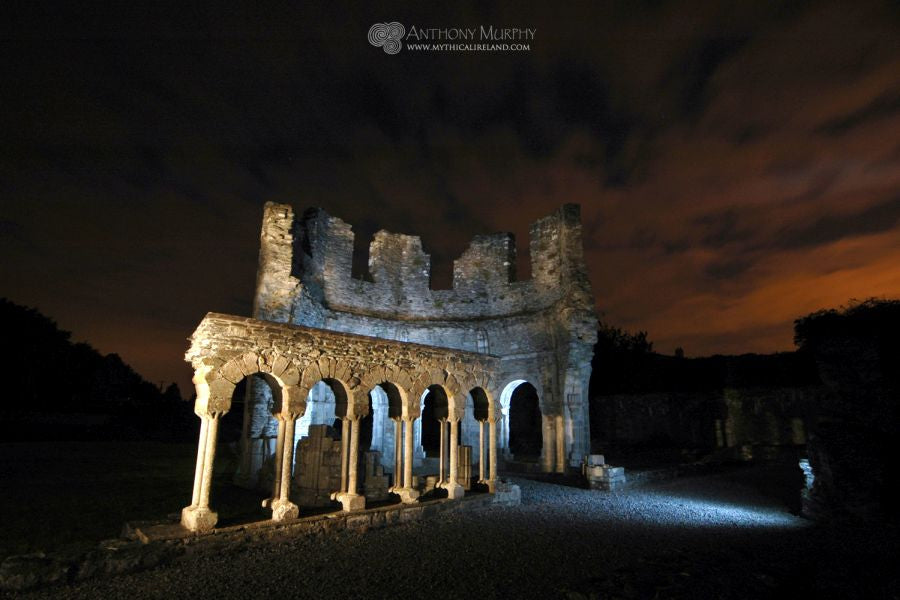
top-left (773, 195), bottom-right (900, 250)
top-left (1, 0), bottom-right (898, 391)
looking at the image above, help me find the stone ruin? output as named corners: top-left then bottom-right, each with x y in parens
top-left (179, 202), bottom-right (597, 532)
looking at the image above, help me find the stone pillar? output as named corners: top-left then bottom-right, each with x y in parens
top-left (198, 415), bottom-right (219, 509)
top-left (339, 416), bottom-right (350, 493)
top-left (266, 416), bottom-right (286, 506)
top-left (555, 414), bottom-right (566, 474)
top-left (189, 416), bottom-right (209, 507)
top-left (271, 415), bottom-right (300, 521)
top-left (444, 417), bottom-right (464, 499)
top-left (335, 416), bottom-right (365, 511)
top-left (348, 417), bottom-right (360, 495)
top-left (478, 420), bottom-right (485, 483)
top-left (392, 418), bottom-right (402, 490)
top-left (398, 416), bottom-right (420, 503)
top-left (488, 417), bottom-right (498, 493)
top-left (182, 413), bottom-right (221, 532)
top-left (438, 418), bottom-right (446, 485)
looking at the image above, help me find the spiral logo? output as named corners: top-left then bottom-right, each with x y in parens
top-left (368, 22), bottom-right (405, 55)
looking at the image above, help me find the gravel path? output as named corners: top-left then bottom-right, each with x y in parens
top-left (9, 465), bottom-right (898, 599)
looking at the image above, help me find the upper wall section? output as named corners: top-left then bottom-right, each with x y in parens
top-left (252, 202), bottom-right (595, 322)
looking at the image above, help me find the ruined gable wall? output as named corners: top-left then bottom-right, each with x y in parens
top-left (283, 204), bottom-right (592, 321)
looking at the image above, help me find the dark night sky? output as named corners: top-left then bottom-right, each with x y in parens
top-left (2, 1), bottom-right (899, 394)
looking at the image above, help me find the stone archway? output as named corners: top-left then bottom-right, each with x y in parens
top-left (508, 382), bottom-right (542, 460)
top-left (420, 386), bottom-right (449, 458)
top-left (181, 313), bottom-right (501, 530)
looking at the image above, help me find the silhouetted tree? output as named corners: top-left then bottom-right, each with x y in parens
top-left (793, 297), bottom-right (900, 521)
top-left (0, 298), bottom-right (192, 440)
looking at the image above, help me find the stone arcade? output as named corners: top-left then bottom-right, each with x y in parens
top-left (181, 202), bottom-right (597, 532)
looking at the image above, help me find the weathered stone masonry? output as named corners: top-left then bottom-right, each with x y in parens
top-left (182, 313), bottom-right (501, 531)
top-left (181, 202), bottom-right (597, 532)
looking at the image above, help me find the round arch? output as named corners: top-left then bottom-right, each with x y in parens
top-left (499, 379), bottom-right (543, 461)
top-left (471, 387), bottom-right (490, 422)
top-left (420, 385), bottom-right (450, 457)
top-left (364, 381), bottom-right (410, 474)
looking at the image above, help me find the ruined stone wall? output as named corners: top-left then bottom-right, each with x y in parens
top-left (243, 202), bottom-right (597, 479)
top-left (591, 385), bottom-right (828, 460)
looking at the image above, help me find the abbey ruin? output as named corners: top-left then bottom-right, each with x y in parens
top-left (181, 202), bottom-right (597, 532)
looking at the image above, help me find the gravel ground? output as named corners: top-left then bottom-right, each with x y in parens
top-left (8, 465), bottom-right (898, 600)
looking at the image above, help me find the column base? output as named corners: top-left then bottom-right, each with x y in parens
top-left (484, 479), bottom-right (497, 493)
top-left (442, 482), bottom-right (465, 499)
top-left (270, 499), bottom-right (299, 521)
top-left (396, 487), bottom-right (420, 503)
top-left (334, 492), bottom-right (366, 512)
top-left (181, 505), bottom-right (218, 532)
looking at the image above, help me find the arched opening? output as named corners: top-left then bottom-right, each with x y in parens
top-left (298, 380), bottom-right (337, 442)
top-left (359, 393), bottom-right (374, 453)
top-left (367, 383), bottom-right (404, 462)
top-left (472, 388), bottom-right (490, 422)
top-left (213, 373), bottom-right (278, 525)
top-left (367, 382), bottom-right (406, 493)
top-left (505, 381), bottom-right (542, 461)
top-left (292, 378), bottom-right (350, 512)
top-left (421, 385), bottom-right (449, 457)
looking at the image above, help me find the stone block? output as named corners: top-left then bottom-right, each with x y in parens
top-left (271, 499), bottom-right (299, 521)
top-left (491, 480), bottom-right (522, 506)
top-left (586, 465), bottom-right (627, 491)
top-left (181, 506), bottom-right (218, 532)
top-left (336, 492), bottom-right (366, 512)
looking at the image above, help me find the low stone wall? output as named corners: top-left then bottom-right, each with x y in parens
top-left (0, 487), bottom-right (520, 592)
top-left (591, 386), bottom-right (825, 457)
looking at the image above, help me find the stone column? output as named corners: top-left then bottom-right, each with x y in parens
top-left (398, 416), bottom-right (420, 503)
top-left (347, 417), bottom-right (360, 495)
top-left (182, 413), bottom-right (221, 532)
top-left (335, 416), bottom-right (365, 511)
top-left (478, 420), bottom-right (485, 483)
top-left (271, 414), bottom-right (300, 521)
top-left (391, 417), bottom-right (402, 491)
top-left (555, 414), bottom-right (566, 474)
top-left (198, 415), bottom-right (219, 509)
top-left (444, 417), bottom-right (464, 499)
top-left (438, 418), bottom-right (446, 485)
top-left (189, 416), bottom-right (209, 507)
top-left (488, 417), bottom-right (498, 493)
top-left (266, 416), bottom-right (286, 507)
top-left (339, 416), bottom-right (350, 493)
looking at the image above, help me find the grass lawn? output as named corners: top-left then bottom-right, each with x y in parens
top-left (0, 441), bottom-right (268, 560)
